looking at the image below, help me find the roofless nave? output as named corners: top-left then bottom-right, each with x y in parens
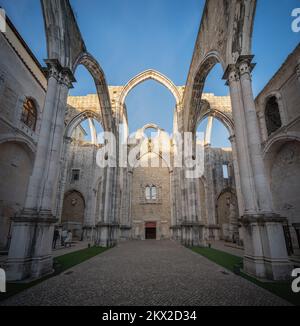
top-left (0, 0), bottom-right (299, 284)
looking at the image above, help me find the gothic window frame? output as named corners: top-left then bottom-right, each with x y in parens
top-left (264, 95), bottom-right (282, 136)
top-left (71, 169), bottom-right (80, 183)
top-left (21, 98), bottom-right (38, 131)
top-left (141, 184), bottom-right (162, 204)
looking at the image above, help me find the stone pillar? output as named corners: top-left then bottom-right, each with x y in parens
top-left (223, 58), bottom-right (292, 280)
top-left (204, 116), bottom-right (214, 146)
top-left (224, 65), bottom-right (258, 215)
top-left (229, 135), bottom-right (244, 217)
top-left (204, 145), bottom-right (217, 229)
top-left (55, 137), bottom-right (73, 222)
top-left (257, 110), bottom-right (268, 144)
top-left (88, 118), bottom-right (97, 145)
top-left (180, 171), bottom-right (204, 247)
top-left (96, 166), bottom-right (118, 247)
top-left (6, 60), bottom-right (75, 281)
top-left (237, 56), bottom-right (273, 214)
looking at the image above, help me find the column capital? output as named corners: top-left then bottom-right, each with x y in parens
top-left (59, 67), bottom-right (76, 89)
top-left (43, 59), bottom-right (61, 80)
top-left (236, 55), bottom-right (256, 77)
top-left (43, 59), bottom-right (76, 89)
top-left (222, 64), bottom-right (240, 85)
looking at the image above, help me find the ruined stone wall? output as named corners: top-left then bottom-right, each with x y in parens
top-left (131, 166), bottom-right (171, 240)
top-left (0, 24), bottom-right (46, 249)
top-left (255, 44), bottom-right (300, 257)
top-left (62, 143), bottom-right (105, 230)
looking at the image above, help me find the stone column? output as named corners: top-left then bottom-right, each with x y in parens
top-left (223, 59), bottom-right (292, 280)
top-left (55, 137), bottom-right (73, 222)
top-left (6, 60), bottom-right (75, 281)
top-left (40, 71), bottom-right (73, 212)
top-left (204, 116), bottom-right (214, 146)
top-left (204, 145), bottom-right (217, 228)
top-left (96, 166), bottom-right (118, 247)
top-left (237, 56), bottom-right (273, 214)
top-left (229, 135), bottom-right (244, 217)
top-left (224, 65), bottom-right (258, 215)
top-left (257, 110), bottom-right (268, 144)
top-left (23, 60), bottom-right (61, 211)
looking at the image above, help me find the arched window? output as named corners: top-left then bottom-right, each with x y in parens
top-left (265, 96), bottom-right (282, 136)
top-left (145, 185), bottom-right (157, 200)
top-left (21, 98), bottom-right (37, 131)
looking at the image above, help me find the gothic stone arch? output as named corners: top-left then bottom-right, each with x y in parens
top-left (182, 0), bottom-right (257, 132)
top-left (118, 69), bottom-right (183, 135)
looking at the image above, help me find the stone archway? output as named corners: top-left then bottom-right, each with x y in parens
top-left (216, 189), bottom-right (238, 242)
top-left (61, 190), bottom-right (86, 240)
top-left (119, 69), bottom-right (181, 108)
top-left (119, 69), bottom-right (182, 135)
top-left (0, 141), bottom-right (34, 249)
top-left (270, 140), bottom-right (300, 256)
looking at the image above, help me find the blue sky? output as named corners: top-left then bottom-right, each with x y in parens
top-left (1, 0), bottom-right (299, 146)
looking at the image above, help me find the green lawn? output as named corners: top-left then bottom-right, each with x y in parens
top-left (0, 246), bottom-right (108, 302)
top-left (191, 247), bottom-right (300, 306)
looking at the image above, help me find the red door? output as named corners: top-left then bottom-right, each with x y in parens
top-left (145, 222), bottom-right (157, 240)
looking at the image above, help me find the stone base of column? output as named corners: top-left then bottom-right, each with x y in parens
top-left (5, 210), bottom-right (57, 282)
top-left (241, 215), bottom-right (293, 281)
top-left (170, 225), bottom-right (181, 241)
top-left (119, 225), bottom-right (131, 241)
top-left (82, 226), bottom-right (96, 242)
top-left (180, 222), bottom-right (206, 247)
top-left (95, 222), bottom-right (119, 247)
top-left (206, 225), bottom-right (221, 241)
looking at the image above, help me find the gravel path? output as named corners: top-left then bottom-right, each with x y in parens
top-left (0, 240), bottom-right (290, 306)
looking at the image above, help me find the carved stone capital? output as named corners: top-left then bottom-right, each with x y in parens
top-left (43, 59), bottom-right (76, 89)
top-left (223, 64), bottom-right (240, 85)
top-left (43, 59), bottom-right (62, 80)
top-left (236, 55), bottom-right (256, 77)
top-left (59, 67), bottom-right (76, 89)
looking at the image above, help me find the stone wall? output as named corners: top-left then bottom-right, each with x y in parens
top-left (255, 44), bottom-right (300, 260)
top-left (0, 23), bottom-right (46, 250)
top-left (131, 166), bottom-right (171, 240)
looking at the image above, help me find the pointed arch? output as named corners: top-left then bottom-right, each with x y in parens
top-left (119, 69), bottom-right (181, 108)
top-left (65, 110), bottom-right (102, 138)
top-left (73, 52), bottom-right (114, 132)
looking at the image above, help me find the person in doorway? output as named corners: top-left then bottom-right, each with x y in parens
top-left (61, 229), bottom-right (68, 247)
top-left (52, 228), bottom-right (60, 250)
top-left (64, 230), bottom-right (73, 248)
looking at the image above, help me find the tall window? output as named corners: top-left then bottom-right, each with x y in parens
top-left (21, 98), bottom-right (37, 131)
top-left (222, 164), bottom-right (229, 179)
top-left (265, 96), bottom-right (282, 136)
top-left (71, 169), bottom-right (80, 183)
top-left (145, 185), bottom-right (157, 200)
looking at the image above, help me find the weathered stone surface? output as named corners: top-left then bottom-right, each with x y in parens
top-left (0, 241), bottom-right (289, 306)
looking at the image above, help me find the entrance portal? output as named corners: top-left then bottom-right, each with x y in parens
top-left (145, 222), bottom-right (157, 240)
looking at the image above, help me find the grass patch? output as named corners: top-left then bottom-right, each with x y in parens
top-left (191, 247), bottom-right (300, 306)
top-left (0, 246), bottom-right (108, 302)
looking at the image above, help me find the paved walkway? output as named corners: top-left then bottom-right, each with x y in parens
top-left (1, 240), bottom-right (289, 306)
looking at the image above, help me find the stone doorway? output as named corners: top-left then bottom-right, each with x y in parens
top-left (145, 222), bottom-right (157, 240)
